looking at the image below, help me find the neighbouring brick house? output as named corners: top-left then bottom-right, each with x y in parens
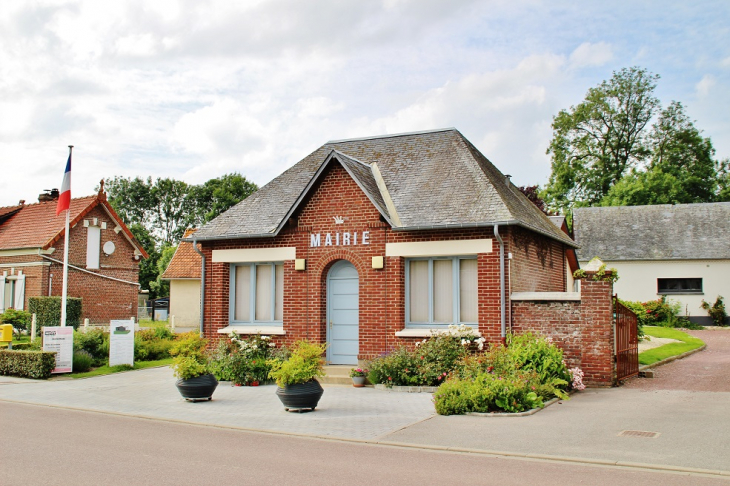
top-left (161, 228), bottom-right (202, 329)
top-left (191, 128), bottom-right (630, 385)
top-left (0, 187), bottom-right (148, 324)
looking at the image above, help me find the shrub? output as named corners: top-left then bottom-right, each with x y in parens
top-left (208, 333), bottom-right (280, 385)
top-left (74, 328), bottom-right (108, 364)
top-left (506, 332), bottom-right (571, 387)
top-left (268, 340), bottom-right (326, 387)
top-left (434, 371), bottom-right (544, 415)
top-left (72, 350), bottom-right (95, 372)
top-left (169, 332), bottom-right (209, 380)
top-left (0, 350), bottom-right (57, 379)
top-left (28, 297), bottom-right (82, 329)
top-left (0, 309), bottom-right (31, 334)
top-left (134, 329), bottom-right (174, 361)
top-left (368, 325), bottom-right (485, 387)
top-left (701, 296), bottom-right (728, 326)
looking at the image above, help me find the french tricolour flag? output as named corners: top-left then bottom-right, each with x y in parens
top-left (56, 154), bottom-right (71, 215)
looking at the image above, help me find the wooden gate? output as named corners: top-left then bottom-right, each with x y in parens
top-left (614, 296), bottom-right (639, 382)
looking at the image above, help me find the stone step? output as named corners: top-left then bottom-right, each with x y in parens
top-left (320, 365), bottom-right (369, 386)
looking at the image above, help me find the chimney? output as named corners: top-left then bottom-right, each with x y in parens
top-left (505, 174), bottom-right (512, 186)
top-left (39, 188), bottom-right (60, 203)
top-left (18, 200), bottom-right (25, 206)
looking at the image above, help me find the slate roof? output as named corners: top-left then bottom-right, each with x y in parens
top-left (193, 128), bottom-right (576, 247)
top-left (573, 203), bottom-right (730, 261)
top-left (0, 193), bottom-right (149, 258)
top-left (161, 229), bottom-right (202, 280)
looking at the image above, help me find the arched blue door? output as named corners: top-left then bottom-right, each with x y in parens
top-left (327, 260), bottom-right (359, 365)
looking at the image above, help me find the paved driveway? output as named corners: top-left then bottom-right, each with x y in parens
top-left (1, 329), bottom-right (728, 475)
top-left (381, 329), bottom-right (730, 473)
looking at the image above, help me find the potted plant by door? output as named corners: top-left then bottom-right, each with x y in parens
top-left (170, 332), bottom-right (218, 401)
top-left (268, 340), bottom-right (326, 412)
top-left (349, 367), bottom-right (368, 387)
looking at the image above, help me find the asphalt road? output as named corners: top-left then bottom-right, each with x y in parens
top-left (2, 401), bottom-right (726, 486)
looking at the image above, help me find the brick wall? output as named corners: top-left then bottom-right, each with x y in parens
top-left (201, 162), bottom-right (570, 359)
top-left (511, 273), bottom-right (616, 386)
top-left (0, 203), bottom-right (141, 324)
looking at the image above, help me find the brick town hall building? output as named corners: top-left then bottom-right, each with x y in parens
top-left (191, 129), bottom-right (631, 386)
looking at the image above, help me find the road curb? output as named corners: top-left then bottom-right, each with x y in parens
top-left (2, 397), bottom-right (728, 478)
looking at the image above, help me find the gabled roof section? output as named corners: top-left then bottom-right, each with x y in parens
top-left (193, 128), bottom-right (576, 247)
top-left (573, 203), bottom-right (730, 261)
top-left (161, 229), bottom-right (201, 280)
top-left (0, 192), bottom-right (149, 258)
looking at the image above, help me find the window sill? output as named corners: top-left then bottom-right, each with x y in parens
top-left (217, 325), bottom-right (286, 335)
top-left (657, 292), bottom-right (704, 296)
top-left (395, 328), bottom-right (482, 338)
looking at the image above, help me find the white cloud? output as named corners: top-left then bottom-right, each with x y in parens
top-left (0, 0), bottom-right (728, 209)
top-left (695, 74), bottom-right (716, 97)
top-left (569, 42), bottom-right (614, 68)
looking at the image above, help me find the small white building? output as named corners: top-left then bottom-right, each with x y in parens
top-left (160, 229), bottom-right (201, 330)
top-left (573, 203), bottom-right (730, 325)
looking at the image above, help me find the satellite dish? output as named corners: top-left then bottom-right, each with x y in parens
top-left (103, 241), bottom-right (116, 255)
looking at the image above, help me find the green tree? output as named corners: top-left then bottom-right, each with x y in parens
top-left (600, 102), bottom-right (724, 206)
top-left (149, 244), bottom-right (176, 298)
top-left (186, 173), bottom-right (258, 226)
top-left (543, 67), bottom-right (661, 212)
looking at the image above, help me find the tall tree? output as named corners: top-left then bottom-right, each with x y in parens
top-left (543, 67), bottom-right (660, 212)
top-left (186, 173), bottom-right (258, 227)
top-left (600, 102), bottom-right (721, 206)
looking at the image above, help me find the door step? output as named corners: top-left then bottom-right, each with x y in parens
top-left (320, 365), bottom-right (360, 385)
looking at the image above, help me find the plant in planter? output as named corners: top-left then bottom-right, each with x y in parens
top-left (268, 340), bottom-right (326, 412)
top-left (169, 332), bottom-right (218, 401)
top-left (349, 367), bottom-right (368, 387)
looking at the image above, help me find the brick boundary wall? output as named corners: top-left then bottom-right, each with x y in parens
top-left (511, 271), bottom-right (616, 387)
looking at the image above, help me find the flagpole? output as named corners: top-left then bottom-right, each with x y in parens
top-left (60, 145), bottom-right (73, 327)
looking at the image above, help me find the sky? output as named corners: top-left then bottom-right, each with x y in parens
top-left (1, 0), bottom-right (729, 207)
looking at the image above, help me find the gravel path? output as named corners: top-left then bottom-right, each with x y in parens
top-left (624, 329), bottom-right (730, 392)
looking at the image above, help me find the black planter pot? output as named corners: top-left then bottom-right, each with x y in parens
top-left (275, 380), bottom-right (324, 412)
top-left (176, 373), bottom-right (219, 401)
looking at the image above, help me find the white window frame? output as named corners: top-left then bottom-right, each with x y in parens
top-left (87, 225), bottom-right (101, 269)
top-left (405, 256), bottom-right (478, 328)
top-left (229, 262), bottom-right (284, 326)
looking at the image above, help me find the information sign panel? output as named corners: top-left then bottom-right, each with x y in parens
top-left (42, 326), bottom-right (74, 374)
top-left (109, 320), bottom-right (135, 367)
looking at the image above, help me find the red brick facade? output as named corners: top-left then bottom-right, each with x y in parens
top-left (0, 199), bottom-right (142, 324)
top-left (201, 163), bottom-right (574, 359)
top-left (511, 274), bottom-right (616, 386)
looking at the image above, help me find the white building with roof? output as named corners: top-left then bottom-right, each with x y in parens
top-left (573, 203), bottom-right (730, 325)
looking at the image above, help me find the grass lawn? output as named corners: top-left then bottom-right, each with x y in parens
top-left (137, 319), bottom-right (169, 329)
top-left (67, 358), bottom-right (173, 379)
top-left (640, 326), bottom-right (705, 366)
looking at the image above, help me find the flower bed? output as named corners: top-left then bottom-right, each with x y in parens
top-left (208, 332), bottom-right (288, 386)
top-left (366, 328), bottom-right (584, 415)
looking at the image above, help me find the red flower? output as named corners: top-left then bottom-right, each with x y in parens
top-left (388, 376), bottom-right (392, 381)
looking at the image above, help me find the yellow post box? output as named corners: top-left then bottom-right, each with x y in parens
top-left (0, 324), bottom-right (13, 342)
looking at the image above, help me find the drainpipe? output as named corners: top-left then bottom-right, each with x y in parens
top-left (192, 237), bottom-right (205, 338)
top-left (494, 224), bottom-right (506, 340)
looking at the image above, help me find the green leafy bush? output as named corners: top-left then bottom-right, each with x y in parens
top-left (74, 328), bottom-right (109, 365)
top-left (0, 309), bottom-right (31, 333)
top-left (28, 297), bottom-right (82, 329)
top-left (0, 350), bottom-right (57, 379)
top-left (367, 325), bottom-right (486, 387)
top-left (208, 333), bottom-right (282, 385)
top-left (701, 296), bottom-right (728, 326)
top-left (134, 329), bottom-right (174, 361)
top-left (506, 332), bottom-right (571, 388)
top-left (73, 350), bottom-right (95, 372)
top-left (434, 371), bottom-right (544, 415)
top-left (169, 332), bottom-right (209, 380)
top-left (268, 340), bottom-right (326, 387)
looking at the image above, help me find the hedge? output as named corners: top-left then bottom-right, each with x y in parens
top-left (28, 297), bottom-right (82, 329)
top-left (0, 350), bottom-right (57, 379)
